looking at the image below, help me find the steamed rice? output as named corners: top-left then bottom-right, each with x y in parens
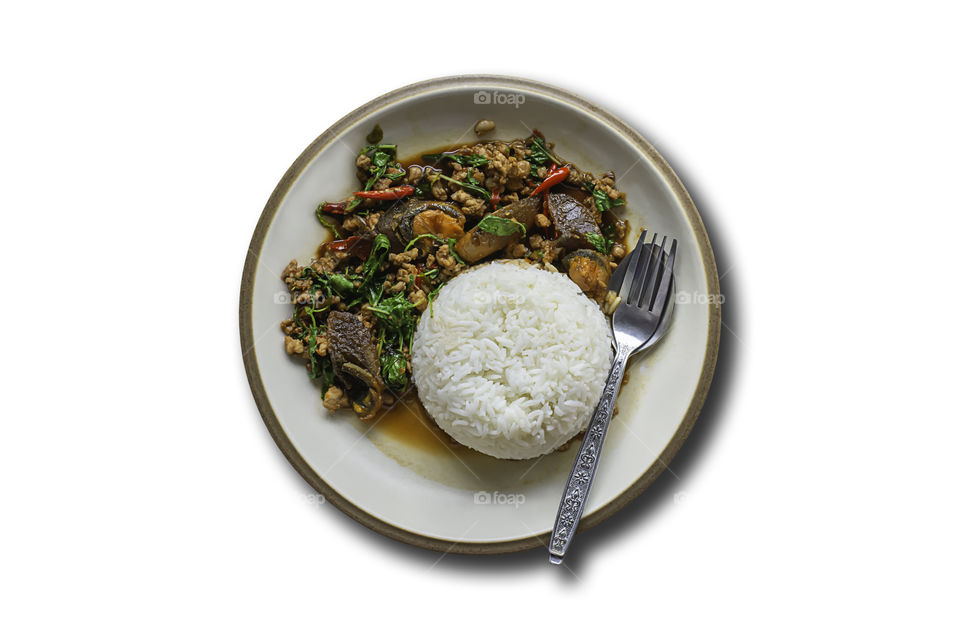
top-left (411, 261), bottom-right (613, 459)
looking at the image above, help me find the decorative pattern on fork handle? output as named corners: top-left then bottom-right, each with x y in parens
top-left (549, 347), bottom-right (630, 560)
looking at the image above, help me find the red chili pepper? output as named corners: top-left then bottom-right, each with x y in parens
top-left (321, 201), bottom-right (346, 214)
top-left (353, 185), bottom-right (415, 200)
top-left (325, 236), bottom-right (372, 259)
top-left (490, 188), bottom-right (501, 209)
top-left (530, 165), bottom-right (569, 196)
top-left (327, 237), bottom-right (357, 251)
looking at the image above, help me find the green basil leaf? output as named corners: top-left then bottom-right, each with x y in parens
top-left (413, 181), bottom-right (432, 198)
top-left (327, 273), bottom-right (355, 296)
top-left (358, 143), bottom-right (400, 190)
top-left (404, 233), bottom-right (443, 251)
top-left (584, 232), bottom-right (612, 254)
top-left (358, 143), bottom-right (396, 157)
top-left (593, 188), bottom-right (626, 212)
top-left (422, 152), bottom-right (489, 168)
top-left (368, 291), bottom-right (418, 349)
top-left (379, 349), bottom-right (408, 391)
top-left (446, 238), bottom-right (465, 264)
top-left (477, 215), bottom-right (526, 237)
top-left (366, 124), bottom-right (383, 144)
top-left (315, 205), bottom-right (341, 239)
top-left (372, 150), bottom-right (391, 169)
top-left (528, 136), bottom-right (559, 168)
top-left (437, 174), bottom-right (491, 200)
top-left (362, 234), bottom-right (391, 281)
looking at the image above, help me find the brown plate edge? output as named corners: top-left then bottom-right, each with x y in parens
top-left (239, 74), bottom-right (722, 555)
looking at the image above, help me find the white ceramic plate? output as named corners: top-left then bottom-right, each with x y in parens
top-left (240, 76), bottom-right (721, 553)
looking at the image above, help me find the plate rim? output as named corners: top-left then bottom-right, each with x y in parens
top-left (239, 74), bottom-right (721, 554)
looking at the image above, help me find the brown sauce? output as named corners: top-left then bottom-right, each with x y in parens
top-left (373, 394), bottom-right (465, 457)
top-left (373, 379), bottom-right (632, 458)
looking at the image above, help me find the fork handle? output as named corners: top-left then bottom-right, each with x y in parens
top-left (549, 346), bottom-right (630, 564)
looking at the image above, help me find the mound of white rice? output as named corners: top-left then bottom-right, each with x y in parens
top-left (411, 261), bottom-right (613, 460)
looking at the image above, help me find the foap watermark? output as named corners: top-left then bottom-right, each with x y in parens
top-left (474, 491), bottom-right (526, 508)
top-left (470, 291), bottom-right (527, 306)
top-left (473, 90), bottom-right (526, 109)
top-left (301, 493), bottom-right (326, 508)
top-left (673, 491), bottom-right (689, 506)
top-left (275, 290), bottom-right (323, 306)
top-left (676, 291), bottom-right (725, 306)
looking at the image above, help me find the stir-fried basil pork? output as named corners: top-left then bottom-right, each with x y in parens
top-left (281, 126), bottom-right (632, 420)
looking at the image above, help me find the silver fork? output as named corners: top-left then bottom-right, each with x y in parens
top-left (548, 232), bottom-right (678, 564)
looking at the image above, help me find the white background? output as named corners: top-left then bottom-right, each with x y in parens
top-left (2, 1), bottom-right (958, 637)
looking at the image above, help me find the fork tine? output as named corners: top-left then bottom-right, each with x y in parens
top-left (616, 230), bottom-right (646, 300)
top-left (651, 238), bottom-right (677, 315)
top-left (627, 233), bottom-right (657, 305)
top-left (640, 236), bottom-right (667, 310)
